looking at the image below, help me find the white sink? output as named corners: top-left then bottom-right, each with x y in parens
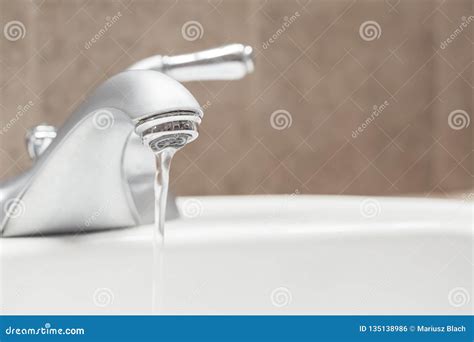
top-left (1, 195), bottom-right (472, 315)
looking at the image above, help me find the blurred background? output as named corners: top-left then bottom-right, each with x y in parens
top-left (0, 0), bottom-right (472, 197)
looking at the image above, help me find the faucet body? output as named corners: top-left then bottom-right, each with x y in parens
top-left (0, 44), bottom-right (254, 236)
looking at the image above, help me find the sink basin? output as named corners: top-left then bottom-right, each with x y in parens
top-left (0, 195), bottom-right (472, 315)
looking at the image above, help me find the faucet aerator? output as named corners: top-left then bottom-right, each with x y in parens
top-left (135, 110), bottom-right (201, 153)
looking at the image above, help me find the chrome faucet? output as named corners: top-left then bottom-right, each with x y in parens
top-left (0, 44), bottom-right (254, 236)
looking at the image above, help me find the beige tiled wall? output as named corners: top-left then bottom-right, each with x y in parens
top-left (0, 0), bottom-right (472, 196)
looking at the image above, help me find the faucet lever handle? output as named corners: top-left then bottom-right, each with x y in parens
top-left (128, 44), bottom-right (254, 82)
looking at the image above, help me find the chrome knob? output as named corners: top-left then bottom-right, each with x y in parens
top-left (25, 124), bottom-right (57, 160)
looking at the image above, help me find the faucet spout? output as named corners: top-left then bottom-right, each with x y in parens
top-left (1, 70), bottom-right (201, 236)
